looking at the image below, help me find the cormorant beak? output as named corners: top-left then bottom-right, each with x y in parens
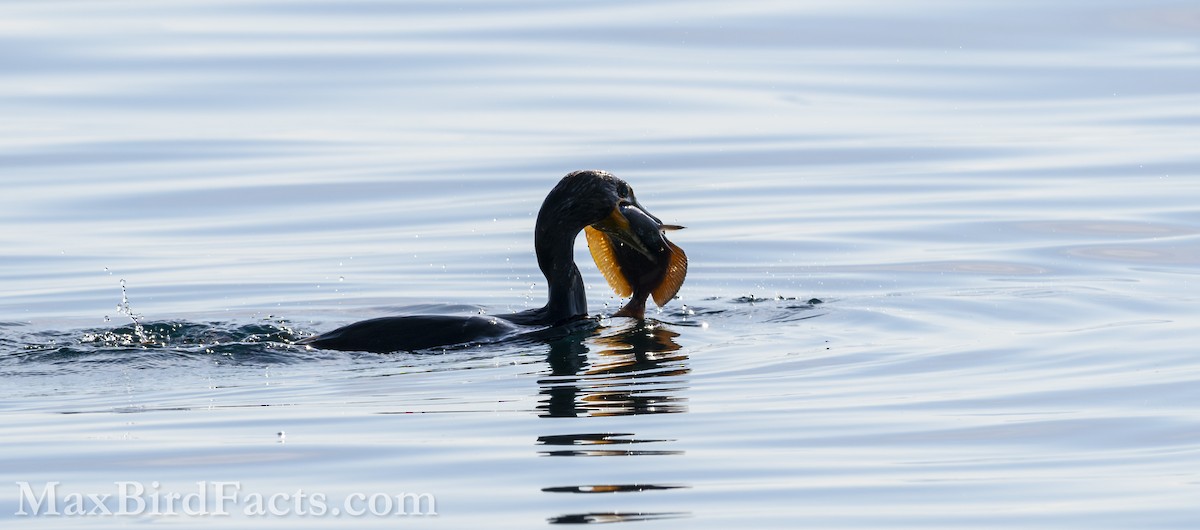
top-left (628, 194), bottom-right (684, 233)
top-left (590, 202), bottom-right (665, 261)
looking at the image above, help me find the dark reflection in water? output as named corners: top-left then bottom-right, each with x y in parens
top-left (538, 320), bottom-right (691, 523)
top-left (542, 484), bottom-right (688, 493)
top-left (536, 433), bottom-right (669, 445)
top-left (538, 321), bottom-right (689, 418)
top-left (536, 432), bottom-right (683, 458)
top-left (546, 511), bottom-right (691, 525)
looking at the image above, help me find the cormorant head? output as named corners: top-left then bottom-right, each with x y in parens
top-left (533, 170), bottom-right (688, 317)
top-left (538, 170), bottom-right (664, 259)
top-left (539, 170), bottom-right (688, 316)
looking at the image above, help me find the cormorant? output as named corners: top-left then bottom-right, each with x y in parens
top-left (300, 170), bottom-right (686, 353)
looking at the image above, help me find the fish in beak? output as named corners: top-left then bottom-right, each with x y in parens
top-left (586, 203), bottom-right (687, 319)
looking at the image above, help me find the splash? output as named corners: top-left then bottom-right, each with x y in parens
top-left (20, 319), bottom-right (315, 365)
top-left (113, 279), bottom-right (150, 344)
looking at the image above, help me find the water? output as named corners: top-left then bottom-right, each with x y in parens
top-left (2, 0), bottom-right (1198, 527)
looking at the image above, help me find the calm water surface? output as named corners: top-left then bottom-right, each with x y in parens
top-left (2, 1), bottom-right (1198, 528)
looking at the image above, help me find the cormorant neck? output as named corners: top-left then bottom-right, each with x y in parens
top-left (534, 217), bottom-right (588, 325)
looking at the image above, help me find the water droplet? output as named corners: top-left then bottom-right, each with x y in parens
top-left (338, 276), bottom-right (344, 282)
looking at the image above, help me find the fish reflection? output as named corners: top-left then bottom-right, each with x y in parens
top-left (537, 322), bottom-right (692, 523)
top-left (537, 320), bottom-right (690, 418)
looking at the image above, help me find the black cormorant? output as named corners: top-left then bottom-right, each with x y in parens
top-left (300, 170), bottom-right (686, 353)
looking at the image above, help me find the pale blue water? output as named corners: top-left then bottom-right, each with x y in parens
top-left (2, 1), bottom-right (1199, 528)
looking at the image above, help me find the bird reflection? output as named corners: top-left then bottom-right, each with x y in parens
top-left (536, 321), bottom-right (692, 523)
top-left (546, 511), bottom-right (690, 524)
top-left (535, 432), bottom-right (683, 457)
top-left (537, 320), bottom-right (689, 418)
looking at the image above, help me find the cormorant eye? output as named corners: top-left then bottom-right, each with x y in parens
top-left (616, 183), bottom-right (630, 199)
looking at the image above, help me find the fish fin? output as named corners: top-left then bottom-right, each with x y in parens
top-left (585, 226), bottom-right (633, 297)
top-left (651, 240), bottom-right (688, 306)
top-left (612, 297), bottom-right (647, 319)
